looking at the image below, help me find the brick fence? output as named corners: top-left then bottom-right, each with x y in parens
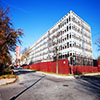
top-left (23, 60), bottom-right (100, 74)
top-left (70, 61), bottom-right (100, 74)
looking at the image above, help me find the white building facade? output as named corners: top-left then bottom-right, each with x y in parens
top-left (15, 46), bottom-right (21, 65)
top-left (24, 11), bottom-right (93, 66)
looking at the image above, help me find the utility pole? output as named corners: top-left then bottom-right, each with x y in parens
top-left (52, 34), bottom-right (59, 74)
top-left (55, 35), bottom-right (59, 74)
top-left (55, 47), bottom-right (58, 74)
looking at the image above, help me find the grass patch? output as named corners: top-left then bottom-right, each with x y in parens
top-left (1, 67), bottom-right (13, 75)
top-left (74, 72), bottom-right (100, 75)
top-left (29, 69), bottom-right (37, 71)
top-left (41, 71), bottom-right (71, 76)
top-left (0, 74), bottom-right (18, 79)
top-left (82, 72), bottom-right (100, 75)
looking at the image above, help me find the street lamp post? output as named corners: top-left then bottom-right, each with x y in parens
top-left (53, 36), bottom-right (59, 74)
top-left (48, 31), bottom-right (59, 74)
top-left (56, 54), bottom-right (58, 74)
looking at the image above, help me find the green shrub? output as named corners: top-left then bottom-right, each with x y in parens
top-left (3, 68), bottom-right (13, 75)
top-left (0, 75), bottom-right (18, 79)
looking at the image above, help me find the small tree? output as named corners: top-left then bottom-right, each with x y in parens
top-left (21, 48), bottom-right (30, 64)
top-left (98, 56), bottom-right (100, 61)
top-left (0, 7), bottom-right (23, 70)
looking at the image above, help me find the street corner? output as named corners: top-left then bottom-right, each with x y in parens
top-left (36, 71), bottom-right (75, 79)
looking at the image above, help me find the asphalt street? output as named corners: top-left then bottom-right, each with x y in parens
top-left (0, 69), bottom-right (100, 100)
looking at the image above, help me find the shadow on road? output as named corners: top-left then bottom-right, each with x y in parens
top-left (14, 69), bottom-right (36, 75)
top-left (81, 75), bottom-right (100, 87)
top-left (77, 75), bottom-right (100, 99)
top-left (10, 75), bottom-right (45, 100)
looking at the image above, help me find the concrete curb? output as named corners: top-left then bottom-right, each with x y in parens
top-left (0, 77), bottom-right (18, 86)
top-left (83, 73), bottom-right (100, 76)
top-left (36, 71), bottom-right (100, 79)
top-left (27, 69), bottom-right (100, 79)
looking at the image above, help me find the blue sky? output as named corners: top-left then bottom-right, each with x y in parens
top-left (1, 0), bottom-right (100, 59)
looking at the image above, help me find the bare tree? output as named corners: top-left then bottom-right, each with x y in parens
top-left (21, 48), bottom-right (30, 64)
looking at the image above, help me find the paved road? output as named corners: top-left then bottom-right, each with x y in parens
top-left (0, 69), bottom-right (100, 100)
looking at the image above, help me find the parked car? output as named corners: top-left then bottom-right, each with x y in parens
top-left (17, 66), bottom-right (22, 69)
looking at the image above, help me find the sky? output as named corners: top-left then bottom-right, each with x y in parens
top-left (1, 0), bottom-right (100, 59)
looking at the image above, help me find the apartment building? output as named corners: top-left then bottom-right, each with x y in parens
top-left (23, 10), bottom-right (93, 66)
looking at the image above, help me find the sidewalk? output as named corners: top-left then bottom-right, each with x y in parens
top-left (34, 70), bottom-right (100, 79)
top-left (28, 69), bottom-right (100, 79)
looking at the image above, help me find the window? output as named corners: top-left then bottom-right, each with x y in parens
top-left (67, 42), bottom-right (69, 48)
top-left (69, 26), bottom-right (71, 30)
top-left (67, 18), bottom-right (68, 23)
top-left (67, 34), bottom-right (69, 39)
top-left (78, 29), bottom-right (80, 32)
top-left (60, 39), bottom-right (62, 42)
top-left (69, 16), bottom-right (71, 21)
top-left (70, 34), bottom-right (71, 38)
top-left (70, 44), bottom-right (72, 47)
top-left (74, 42), bottom-right (76, 46)
top-left (60, 31), bottom-right (62, 35)
top-left (72, 17), bottom-right (75, 21)
top-left (59, 47), bottom-right (60, 51)
top-left (59, 39), bottom-right (60, 43)
top-left (70, 53), bottom-right (72, 56)
top-left (78, 21), bottom-right (80, 25)
top-left (60, 46), bottom-right (62, 50)
top-left (62, 55), bottom-right (64, 58)
top-left (65, 54), bottom-right (68, 58)
top-left (67, 52), bottom-right (69, 57)
top-left (73, 43), bottom-right (74, 46)
top-left (67, 26), bottom-right (68, 31)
